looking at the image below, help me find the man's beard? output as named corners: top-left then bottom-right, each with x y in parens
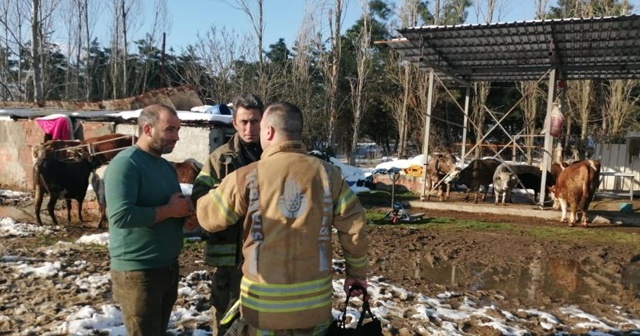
top-left (149, 137), bottom-right (175, 155)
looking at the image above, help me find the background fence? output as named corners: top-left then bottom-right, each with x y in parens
top-left (595, 143), bottom-right (639, 196)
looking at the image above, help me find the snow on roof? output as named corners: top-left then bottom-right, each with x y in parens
top-left (0, 107), bottom-right (233, 124)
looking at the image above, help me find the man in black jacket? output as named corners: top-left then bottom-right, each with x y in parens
top-left (191, 93), bottom-right (263, 334)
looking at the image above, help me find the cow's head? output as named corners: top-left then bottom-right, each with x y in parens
top-left (494, 171), bottom-right (517, 191)
top-left (430, 150), bottom-right (458, 174)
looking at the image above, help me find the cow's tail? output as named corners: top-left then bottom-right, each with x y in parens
top-left (587, 160), bottom-right (601, 204)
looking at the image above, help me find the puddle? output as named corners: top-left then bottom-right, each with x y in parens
top-left (417, 256), bottom-right (632, 306)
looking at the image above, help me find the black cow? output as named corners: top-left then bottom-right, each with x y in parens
top-left (449, 158), bottom-right (501, 203)
top-left (34, 156), bottom-right (102, 226)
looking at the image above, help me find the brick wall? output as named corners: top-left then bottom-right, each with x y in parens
top-left (0, 119), bottom-right (115, 191)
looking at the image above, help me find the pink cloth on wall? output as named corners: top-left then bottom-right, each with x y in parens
top-left (36, 117), bottom-right (71, 140)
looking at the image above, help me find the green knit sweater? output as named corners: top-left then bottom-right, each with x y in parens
top-left (105, 146), bottom-right (184, 271)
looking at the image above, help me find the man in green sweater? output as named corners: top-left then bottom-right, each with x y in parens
top-left (105, 104), bottom-right (195, 336)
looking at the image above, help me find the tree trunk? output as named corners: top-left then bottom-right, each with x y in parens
top-left (349, 0), bottom-right (371, 165)
top-left (83, 0), bottom-right (91, 101)
top-left (327, 0), bottom-right (343, 152)
top-left (121, 0), bottom-right (128, 97)
top-left (30, 0), bottom-right (43, 104)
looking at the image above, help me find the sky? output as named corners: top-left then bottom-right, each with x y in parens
top-left (2, 186), bottom-right (640, 335)
top-left (84, 0), bottom-right (635, 54)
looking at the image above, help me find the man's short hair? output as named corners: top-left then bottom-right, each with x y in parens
top-left (138, 104), bottom-right (177, 134)
top-left (264, 102), bottom-right (303, 138)
top-left (231, 94), bottom-right (264, 119)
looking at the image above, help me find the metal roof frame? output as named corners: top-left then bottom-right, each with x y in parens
top-left (382, 16), bottom-right (640, 206)
top-left (384, 15), bottom-right (640, 83)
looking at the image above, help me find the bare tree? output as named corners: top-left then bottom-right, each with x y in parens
top-left (187, 27), bottom-right (254, 102)
top-left (325, 0), bottom-right (345, 152)
top-left (136, 0), bottom-right (170, 93)
top-left (108, 0), bottom-right (140, 98)
top-left (0, 1), bottom-right (31, 100)
top-left (393, 0), bottom-right (421, 157)
top-left (605, 79), bottom-right (640, 141)
top-left (469, 0), bottom-right (508, 158)
top-left (514, 0), bottom-right (546, 163)
top-left (291, 0), bottom-right (324, 143)
top-left (517, 81), bottom-right (542, 163)
top-left (31, 0), bottom-right (43, 103)
top-left (349, 0), bottom-right (372, 165)
top-left (220, 0), bottom-right (266, 98)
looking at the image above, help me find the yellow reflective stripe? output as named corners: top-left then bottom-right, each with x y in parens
top-left (220, 299), bottom-right (241, 325)
top-left (345, 255), bottom-right (368, 268)
top-left (210, 244), bottom-right (236, 254)
top-left (195, 171), bottom-right (217, 187)
top-left (240, 276), bottom-right (332, 297)
top-left (241, 291), bottom-right (332, 313)
top-left (334, 188), bottom-right (357, 215)
top-left (210, 189), bottom-right (240, 224)
top-left (256, 330), bottom-right (275, 336)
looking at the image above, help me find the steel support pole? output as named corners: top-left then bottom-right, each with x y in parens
top-left (539, 69), bottom-right (556, 207)
top-left (420, 69), bottom-right (435, 200)
top-left (461, 86), bottom-right (471, 163)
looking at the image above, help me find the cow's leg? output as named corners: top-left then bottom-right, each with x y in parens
top-left (559, 199), bottom-right (568, 223)
top-left (494, 190), bottom-right (499, 205)
top-left (97, 204), bottom-right (105, 228)
top-left (425, 178), bottom-right (433, 201)
top-left (34, 184), bottom-right (44, 226)
top-left (65, 199), bottom-right (72, 223)
top-left (580, 204), bottom-right (589, 227)
top-left (474, 188), bottom-right (480, 204)
top-left (445, 182), bottom-right (451, 200)
top-left (47, 194), bottom-right (59, 226)
top-left (463, 189), bottom-right (470, 202)
top-left (569, 203), bottom-right (578, 227)
top-left (76, 199), bottom-right (84, 223)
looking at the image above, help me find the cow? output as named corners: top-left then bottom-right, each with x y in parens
top-left (81, 133), bottom-right (136, 163)
top-left (31, 139), bottom-right (82, 164)
top-left (90, 165), bottom-right (108, 228)
top-left (425, 151), bottom-right (458, 201)
top-left (548, 159), bottom-right (601, 226)
top-left (493, 164), bottom-right (556, 205)
top-left (492, 164), bottom-right (518, 205)
top-left (34, 156), bottom-right (102, 226)
top-left (448, 158), bottom-right (501, 203)
top-left (170, 159), bottom-right (202, 184)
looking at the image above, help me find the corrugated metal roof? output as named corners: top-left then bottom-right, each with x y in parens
top-left (384, 15), bottom-right (640, 83)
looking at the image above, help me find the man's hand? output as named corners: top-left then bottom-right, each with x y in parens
top-left (183, 213), bottom-right (200, 232)
top-left (344, 278), bottom-right (369, 301)
top-left (168, 192), bottom-right (193, 218)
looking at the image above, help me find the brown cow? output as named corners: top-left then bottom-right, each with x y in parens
top-left (171, 159), bottom-right (202, 184)
top-left (548, 159), bottom-right (601, 226)
top-left (81, 133), bottom-right (136, 163)
top-left (425, 151), bottom-right (458, 201)
top-left (448, 158), bottom-right (501, 203)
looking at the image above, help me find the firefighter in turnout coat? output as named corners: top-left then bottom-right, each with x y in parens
top-left (191, 94), bottom-right (264, 334)
top-left (196, 102), bottom-right (369, 335)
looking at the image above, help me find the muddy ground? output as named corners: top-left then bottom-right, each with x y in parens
top-left (1, 193), bottom-right (640, 335)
